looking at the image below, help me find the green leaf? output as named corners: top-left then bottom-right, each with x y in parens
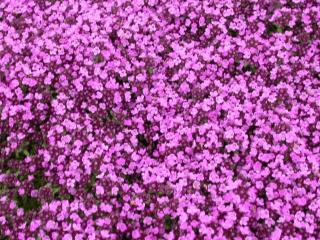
top-left (93, 53), bottom-right (104, 64)
top-left (123, 173), bottom-right (142, 184)
top-left (48, 184), bottom-right (61, 199)
top-left (20, 84), bottom-right (29, 95)
top-left (11, 141), bottom-right (37, 160)
top-left (85, 172), bottom-right (97, 193)
top-left (242, 64), bottom-right (257, 74)
top-left (22, 149), bottom-right (29, 156)
top-left (0, 234), bottom-right (9, 240)
top-left (137, 134), bottom-right (148, 147)
top-left (266, 22), bottom-right (283, 35)
top-left (14, 195), bottom-right (41, 212)
top-left (0, 184), bottom-right (8, 195)
top-left (107, 110), bottom-right (116, 121)
top-left (228, 28), bottom-right (239, 37)
top-left (164, 215), bottom-right (174, 233)
top-left (158, 191), bottom-right (165, 197)
top-left (15, 171), bottom-right (28, 181)
top-left (0, 132), bottom-right (8, 146)
top-left (115, 73), bottom-right (128, 85)
top-left (52, 186), bottom-right (60, 195)
top-left (32, 171), bottom-right (47, 189)
top-left (118, 234), bottom-right (131, 240)
top-left (48, 86), bottom-right (58, 99)
top-left (147, 67), bottom-right (154, 75)
top-left (193, 227), bottom-right (200, 236)
top-left (62, 194), bottom-right (75, 201)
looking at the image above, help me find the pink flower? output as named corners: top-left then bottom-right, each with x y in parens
top-left (96, 185), bottom-right (105, 195)
top-left (101, 230), bottom-right (110, 239)
top-left (117, 222), bottom-right (127, 232)
top-left (132, 230), bottom-right (141, 239)
top-left (62, 234), bottom-right (73, 240)
top-left (116, 158), bottom-right (126, 166)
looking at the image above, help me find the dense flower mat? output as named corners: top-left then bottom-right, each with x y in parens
top-left (0, 0), bottom-right (319, 239)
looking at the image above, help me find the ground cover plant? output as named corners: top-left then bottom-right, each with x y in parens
top-left (0, 0), bottom-right (319, 239)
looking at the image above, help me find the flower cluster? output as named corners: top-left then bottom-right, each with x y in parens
top-left (0, 0), bottom-right (319, 239)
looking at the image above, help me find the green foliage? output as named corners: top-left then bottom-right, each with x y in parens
top-left (85, 172), bottom-right (97, 194)
top-left (123, 173), bottom-right (142, 184)
top-left (102, 109), bottom-right (122, 125)
top-left (164, 215), bottom-right (174, 233)
top-left (228, 28), bottom-right (239, 37)
top-left (51, 185), bottom-right (61, 198)
top-left (115, 73), bottom-right (128, 85)
top-left (48, 184), bottom-right (74, 201)
top-left (118, 234), bottom-right (131, 240)
top-left (0, 183), bottom-right (8, 195)
top-left (93, 53), bottom-right (104, 64)
top-left (20, 84), bottom-right (29, 95)
top-left (266, 22), bottom-right (283, 35)
top-left (14, 194), bottom-right (41, 212)
top-left (32, 171), bottom-right (47, 189)
top-left (246, 124), bottom-right (258, 137)
top-left (0, 234), bottom-right (9, 240)
top-left (193, 227), bottom-right (200, 236)
top-left (0, 132), bottom-right (8, 146)
top-left (48, 85), bottom-right (58, 99)
top-left (137, 134), bottom-right (148, 147)
top-left (106, 110), bottom-right (116, 121)
top-left (149, 140), bottom-right (158, 156)
top-left (10, 141), bottom-right (37, 160)
top-left (15, 171), bottom-right (28, 181)
top-left (147, 67), bottom-right (154, 75)
top-left (242, 63), bottom-right (257, 74)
